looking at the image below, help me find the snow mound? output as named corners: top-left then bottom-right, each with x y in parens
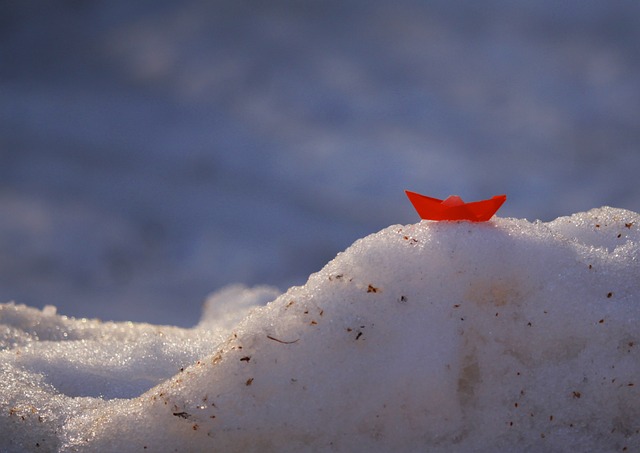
top-left (1, 207), bottom-right (639, 452)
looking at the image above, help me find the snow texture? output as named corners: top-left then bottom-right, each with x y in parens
top-left (1, 207), bottom-right (638, 452)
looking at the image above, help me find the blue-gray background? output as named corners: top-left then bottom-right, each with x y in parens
top-left (1, 1), bottom-right (639, 326)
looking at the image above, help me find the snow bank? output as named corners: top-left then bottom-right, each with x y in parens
top-left (1, 207), bottom-right (639, 452)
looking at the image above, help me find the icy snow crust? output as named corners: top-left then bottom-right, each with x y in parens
top-left (1, 207), bottom-right (639, 452)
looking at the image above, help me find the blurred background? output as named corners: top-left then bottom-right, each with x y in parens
top-left (1, 0), bottom-right (639, 326)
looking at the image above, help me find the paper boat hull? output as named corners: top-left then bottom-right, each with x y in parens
top-left (405, 191), bottom-right (506, 222)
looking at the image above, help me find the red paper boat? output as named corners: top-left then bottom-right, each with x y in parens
top-left (405, 191), bottom-right (506, 222)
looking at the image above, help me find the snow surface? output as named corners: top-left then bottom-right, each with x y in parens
top-left (2, 1), bottom-right (640, 326)
top-left (1, 207), bottom-right (638, 452)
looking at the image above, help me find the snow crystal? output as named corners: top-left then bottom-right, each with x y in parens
top-left (1, 207), bottom-right (639, 452)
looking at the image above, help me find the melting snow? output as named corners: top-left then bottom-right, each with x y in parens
top-left (1, 207), bottom-right (639, 452)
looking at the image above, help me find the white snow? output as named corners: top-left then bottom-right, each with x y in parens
top-left (1, 207), bottom-right (639, 452)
